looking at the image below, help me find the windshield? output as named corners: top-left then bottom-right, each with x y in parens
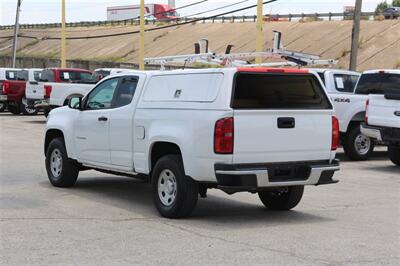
top-left (164, 11), bottom-right (177, 17)
top-left (355, 73), bottom-right (400, 95)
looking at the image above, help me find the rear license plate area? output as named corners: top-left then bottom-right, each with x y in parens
top-left (268, 165), bottom-right (311, 182)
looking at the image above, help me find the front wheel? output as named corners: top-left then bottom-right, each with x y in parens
top-left (388, 145), bottom-right (400, 166)
top-left (20, 98), bottom-right (38, 115)
top-left (342, 124), bottom-right (375, 161)
top-left (45, 138), bottom-right (79, 187)
top-left (258, 186), bottom-right (304, 210)
top-left (152, 155), bottom-right (198, 218)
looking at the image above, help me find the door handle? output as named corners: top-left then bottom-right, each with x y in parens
top-left (98, 116), bottom-right (108, 122)
top-left (277, 117), bottom-right (295, 129)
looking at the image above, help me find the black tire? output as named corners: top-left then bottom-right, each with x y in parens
top-left (44, 107), bottom-right (51, 118)
top-left (0, 102), bottom-right (6, 112)
top-left (388, 145), bottom-right (400, 166)
top-left (258, 186), bottom-right (304, 210)
top-left (20, 98), bottom-right (38, 115)
top-left (45, 137), bottom-right (79, 187)
top-left (342, 124), bottom-right (375, 161)
top-left (8, 104), bottom-right (21, 115)
top-left (152, 155), bottom-right (198, 218)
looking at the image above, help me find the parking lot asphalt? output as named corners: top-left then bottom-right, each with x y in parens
top-left (0, 113), bottom-right (399, 265)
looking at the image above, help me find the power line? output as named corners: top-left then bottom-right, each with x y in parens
top-left (184, 0), bottom-right (250, 18)
top-left (0, 0), bottom-right (278, 40)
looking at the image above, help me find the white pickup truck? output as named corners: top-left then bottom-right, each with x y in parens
top-left (25, 68), bottom-right (97, 116)
top-left (360, 70), bottom-right (400, 166)
top-left (310, 69), bottom-right (391, 161)
top-left (45, 67), bottom-right (340, 218)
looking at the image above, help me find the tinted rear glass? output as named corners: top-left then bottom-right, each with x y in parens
top-left (355, 73), bottom-right (400, 94)
top-left (232, 73), bottom-right (331, 109)
top-left (59, 71), bottom-right (96, 83)
top-left (15, 70), bottom-right (29, 81)
top-left (6, 70), bottom-right (25, 81)
top-left (334, 74), bottom-right (359, 93)
top-left (40, 70), bottom-right (55, 82)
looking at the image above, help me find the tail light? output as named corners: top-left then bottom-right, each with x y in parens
top-left (44, 85), bottom-right (52, 99)
top-left (2, 80), bottom-right (10, 94)
top-left (331, 116), bottom-right (340, 151)
top-left (214, 117), bottom-right (234, 154)
top-left (365, 99), bottom-right (369, 124)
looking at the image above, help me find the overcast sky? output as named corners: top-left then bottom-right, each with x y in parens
top-left (0, 0), bottom-right (385, 25)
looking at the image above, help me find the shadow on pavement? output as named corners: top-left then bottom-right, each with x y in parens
top-left (23, 120), bottom-right (47, 124)
top-left (40, 176), bottom-right (334, 226)
top-left (362, 164), bottom-right (400, 174)
top-left (336, 150), bottom-right (388, 162)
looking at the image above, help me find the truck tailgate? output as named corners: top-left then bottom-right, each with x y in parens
top-left (233, 110), bottom-right (332, 163)
top-left (368, 94), bottom-right (400, 128)
top-left (232, 71), bottom-right (334, 164)
top-left (25, 82), bottom-right (44, 100)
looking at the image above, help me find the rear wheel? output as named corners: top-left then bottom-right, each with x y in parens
top-left (342, 124), bottom-right (374, 161)
top-left (388, 145), bottom-right (400, 166)
top-left (152, 155), bottom-right (198, 218)
top-left (45, 137), bottom-right (79, 187)
top-left (20, 98), bottom-right (38, 115)
top-left (0, 102), bottom-right (6, 112)
top-left (8, 104), bottom-right (21, 115)
top-left (258, 186), bottom-right (304, 210)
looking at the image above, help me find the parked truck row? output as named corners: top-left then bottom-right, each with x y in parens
top-left (2, 66), bottom-right (399, 164)
top-left (2, 64), bottom-right (398, 218)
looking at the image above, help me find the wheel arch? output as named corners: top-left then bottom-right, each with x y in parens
top-left (44, 129), bottom-right (65, 156)
top-left (149, 141), bottom-right (183, 174)
top-left (343, 111), bottom-right (366, 133)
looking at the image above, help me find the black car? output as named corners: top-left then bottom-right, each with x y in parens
top-left (383, 7), bottom-right (400, 19)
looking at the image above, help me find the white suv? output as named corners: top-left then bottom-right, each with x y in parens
top-left (45, 68), bottom-right (340, 218)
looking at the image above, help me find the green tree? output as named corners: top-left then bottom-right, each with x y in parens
top-left (375, 1), bottom-right (389, 13)
top-left (393, 0), bottom-right (400, 7)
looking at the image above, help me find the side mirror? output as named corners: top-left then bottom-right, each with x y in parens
top-left (68, 97), bottom-right (83, 110)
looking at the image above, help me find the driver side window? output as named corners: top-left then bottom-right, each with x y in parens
top-left (86, 78), bottom-right (119, 110)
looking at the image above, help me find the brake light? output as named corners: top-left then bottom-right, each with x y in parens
top-left (44, 85), bottom-right (52, 99)
top-left (331, 116), bottom-right (340, 151)
top-left (365, 99), bottom-right (369, 124)
top-left (2, 80), bottom-right (10, 94)
top-left (214, 117), bottom-right (234, 154)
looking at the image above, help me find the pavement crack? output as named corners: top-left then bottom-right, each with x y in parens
top-left (157, 221), bottom-right (332, 265)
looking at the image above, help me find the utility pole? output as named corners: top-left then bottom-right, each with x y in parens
top-left (139, 0), bottom-right (145, 70)
top-left (61, 0), bottom-right (67, 68)
top-left (11, 0), bottom-right (22, 68)
top-left (349, 0), bottom-right (362, 71)
top-left (255, 0), bottom-right (264, 64)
